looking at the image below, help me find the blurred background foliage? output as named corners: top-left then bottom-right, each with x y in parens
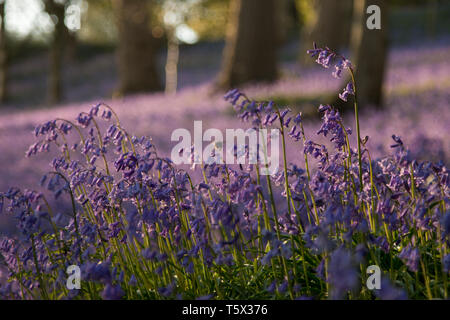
top-left (0, 0), bottom-right (448, 109)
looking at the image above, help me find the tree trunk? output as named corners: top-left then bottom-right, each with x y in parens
top-left (350, 0), bottom-right (388, 109)
top-left (426, 0), bottom-right (438, 40)
top-left (300, 0), bottom-right (353, 50)
top-left (164, 27), bottom-right (179, 95)
top-left (112, 0), bottom-right (161, 95)
top-left (297, 0), bottom-right (353, 63)
top-left (275, 0), bottom-right (290, 46)
top-left (216, 0), bottom-right (278, 90)
top-left (0, 1), bottom-right (7, 104)
top-left (65, 30), bottom-right (77, 62)
top-left (44, 0), bottom-right (67, 105)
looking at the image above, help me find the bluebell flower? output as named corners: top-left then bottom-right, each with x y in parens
top-left (102, 284), bottom-right (124, 300)
top-left (266, 280), bottom-right (276, 294)
top-left (338, 82), bottom-right (354, 102)
top-left (327, 247), bottom-right (359, 299)
top-left (442, 211), bottom-right (450, 237)
top-left (398, 245), bottom-right (420, 272)
top-left (376, 277), bottom-right (408, 300)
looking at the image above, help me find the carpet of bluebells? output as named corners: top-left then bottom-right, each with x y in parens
top-left (0, 45), bottom-right (449, 300)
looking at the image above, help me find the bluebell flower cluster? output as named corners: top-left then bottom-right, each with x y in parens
top-left (0, 46), bottom-right (449, 300)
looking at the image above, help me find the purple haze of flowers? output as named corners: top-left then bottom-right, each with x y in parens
top-left (398, 246), bottom-right (420, 272)
top-left (327, 247), bottom-right (359, 299)
top-left (0, 43), bottom-right (449, 301)
top-left (376, 277), bottom-right (408, 300)
top-left (101, 284), bottom-right (124, 300)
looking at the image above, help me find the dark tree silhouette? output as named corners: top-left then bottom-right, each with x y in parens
top-left (44, 0), bottom-right (70, 105)
top-left (112, 0), bottom-right (161, 95)
top-left (298, 0), bottom-right (353, 63)
top-left (351, 0), bottom-right (388, 108)
top-left (0, 0), bottom-right (7, 103)
top-left (216, 0), bottom-right (278, 90)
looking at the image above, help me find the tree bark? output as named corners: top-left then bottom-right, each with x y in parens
top-left (426, 0), bottom-right (438, 40)
top-left (164, 28), bottom-right (179, 95)
top-left (0, 1), bottom-right (7, 103)
top-left (112, 0), bottom-right (161, 95)
top-left (350, 0), bottom-right (388, 109)
top-left (298, 0), bottom-right (353, 53)
top-left (216, 0), bottom-right (278, 90)
top-left (44, 0), bottom-right (68, 105)
top-left (275, 0), bottom-right (290, 46)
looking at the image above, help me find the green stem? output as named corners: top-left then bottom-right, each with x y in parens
top-left (349, 68), bottom-right (363, 191)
